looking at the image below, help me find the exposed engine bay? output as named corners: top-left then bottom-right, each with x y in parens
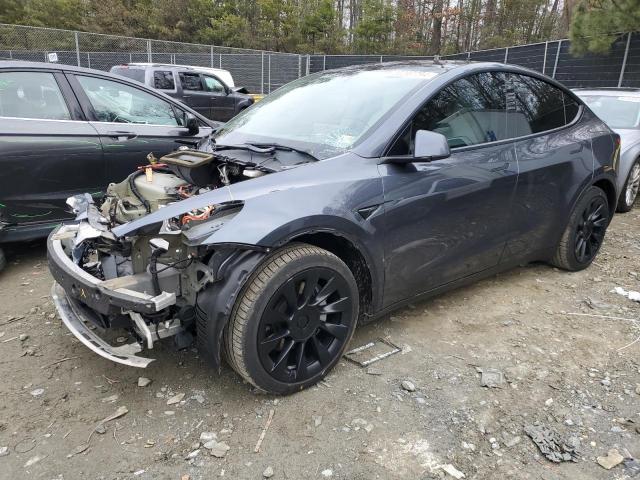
top-left (101, 149), bottom-right (269, 226)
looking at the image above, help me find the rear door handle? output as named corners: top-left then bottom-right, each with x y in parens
top-left (106, 131), bottom-right (137, 140)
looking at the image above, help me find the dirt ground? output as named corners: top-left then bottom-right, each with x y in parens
top-left (1, 214), bottom-right (640, 480)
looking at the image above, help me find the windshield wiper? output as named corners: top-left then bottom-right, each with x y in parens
top-left (215, 142), bottom-right (319, 161)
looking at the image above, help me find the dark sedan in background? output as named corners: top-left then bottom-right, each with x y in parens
top-left (0, 61), bottom-right (218, 270)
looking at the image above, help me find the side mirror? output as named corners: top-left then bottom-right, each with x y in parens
top-left (185, 112), bottom-right (199, 136)
top-left (381, 130), bottom-right (451, 165)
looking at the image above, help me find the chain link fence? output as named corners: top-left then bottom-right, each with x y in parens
top-left (0, 23), bottom-right (303, 93)
top-left (1, 23), bottom-right (638, 91)
top-left (309, 33), bottom-right (640, 88)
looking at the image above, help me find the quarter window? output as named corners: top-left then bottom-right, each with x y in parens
top-left (180, 73), bottom-right (203, 91)
top-left (0, 71), bottom-right (71, 120)
top-left (76, 75), bottom-right (181, 125)
top-left (154, 71), bottom-right (175, 90)
top-left (389, 72), bottom-right (507, 155)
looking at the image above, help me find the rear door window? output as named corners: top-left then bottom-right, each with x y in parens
top-left (110, 66), bottom-right (146, 84)
top-left (508, 74), bottom-right (567, 137)
top-left (153, 71), bottom-right (175, 90)
top-left (179, 72), bottom-right (204, 91)
top-left (389, 71), bottom-right (507, 154)
top-left (0, 71), bottom-right (71, 120)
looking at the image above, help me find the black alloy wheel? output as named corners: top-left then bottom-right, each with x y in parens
top-left (257, 267), bottom-right (353, 383)
top-left (574, 196), bottom-right (607, 264)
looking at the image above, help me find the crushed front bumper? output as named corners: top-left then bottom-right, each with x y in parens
top-left (51, 282), bottom-right (155, 367)
top-left (47, 224), bottom-right (175, 316)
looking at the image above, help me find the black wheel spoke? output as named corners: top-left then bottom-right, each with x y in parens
top-left (282, 280), bottom-right (299, 311)
top-left (313, 276), bottom-right (337, 305)
top-left (319, 321), bottom-right (349, 340)
top-left (270, 338), bottom-right (295, 373)
top-left (592, 217), bottom-right (607, 227)
top-left (294, 341), bottom-right (307, 379)
top-left (300, 271), bottom-right (319, 307)
top-left (321, 296), bottom-right (350, 314)
top-left (311, 336), bottom-right (332, 366)
top-left (260, 329), bottom-right (290, 348)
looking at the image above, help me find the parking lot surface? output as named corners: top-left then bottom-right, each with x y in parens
top-left (1, 214), bottom-right (639, 479)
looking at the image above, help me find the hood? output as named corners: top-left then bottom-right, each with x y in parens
top-left (612, 128), bottom-right (640, 152)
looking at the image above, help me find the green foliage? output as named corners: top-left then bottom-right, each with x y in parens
top-left (2, 0), bottom-right (621, 56)
top-left (570, 0), bottom-right (640, 54)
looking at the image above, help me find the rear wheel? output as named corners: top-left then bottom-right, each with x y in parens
top-left (617, 160), bottom-right (640, 213)
top-left (224, 243), bottom-right (359, 394)
top-left (552, 186), bottom-right (609, 271)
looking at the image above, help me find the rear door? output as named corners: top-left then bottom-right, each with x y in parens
top-left (502, 73), bottom-right (591, 261)
top-left (67, 72), bottom-right (213, 182)
top-left (0, 69), bottom-right (104, 232)
top-left (178, 71), bottom-right (211, 118)
top-left (202, 74), bottom-right (236, 121)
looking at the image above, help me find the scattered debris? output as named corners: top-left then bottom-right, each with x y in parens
top-left (137, 377), bottom-right (152, 387)
top-left (207, 440), bottom-right (230, 458)
top-left (624, 457), bottom-right (640, 476)
top-left (0, 446), bottom-right (8, 457)
top-left (94, 424), bottom-right (106, 435)
top-left (524, 424), bottom-right (579, 463)
top-left (101, 394), bottom-right (119, 403)
top-left (167, 393), bottom-right (185, 405)
top-left (24, 455), bottom-right (44, 468)
top-left (597, 449), bottom-right (624, 470)
top-left (344, 338), bottom-right (402, 367)
top-left (40, 356), bottom-right (78, 369)
top-left (263, 465), bottom-right (274, 478)
top-left (30, 388), bottom-right (44, 397)
top-left (313, 415), bottom-right (322, 427)
top-left (479, 368), bottom-right (504, 388)
top-left (611, 286), bottom-right (640, 302)
top-left (320, 469), bottom-right (333, 477)
top-left (544, 398), bottom-right (553, 406)
top-left (19, 333), bottom-right (28, 341)
top-left (401, 380), bottom-right (416, 392)
top-left (186, 449), bottom-right (200, 460)
top-left (254, 409), bottom-right (275, 453)
top-left (440, 463), bottom-right (465, 479)
top-left (200, 432), bottom-right (217, 442)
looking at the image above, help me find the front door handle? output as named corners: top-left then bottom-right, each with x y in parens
top-left (106, 131), bottom-right (137, 140)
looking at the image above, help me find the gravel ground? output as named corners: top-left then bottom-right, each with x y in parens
top-left (1, 213), bottom-right (640, 480)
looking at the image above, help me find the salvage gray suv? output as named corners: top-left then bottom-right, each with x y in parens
top-left (47, 62), bottom-right (619, 394)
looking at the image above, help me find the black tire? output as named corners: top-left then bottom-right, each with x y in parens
top-left (0, 248), bottom-right (5, 273)
top-left (224, 243), bottom-right (359, 394)
top-left (616, 159), bottom-right (640, 213)
top-left (552, 186), bottom-right (609, 271)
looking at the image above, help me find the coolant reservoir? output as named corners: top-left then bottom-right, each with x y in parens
top-left (133, 172), bottom-right (187, 203)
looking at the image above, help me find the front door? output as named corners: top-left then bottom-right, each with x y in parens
top-left (68, 73), bottom-right (212, 182)
top-left (202, 74), bottom-right (237, 121)
top-left (178, 72), bottom-right (211, 119)
top-left (379, 71), bottom-right (519, 307)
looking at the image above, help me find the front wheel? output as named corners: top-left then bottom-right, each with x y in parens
top-left (224, 243), bottom-right (359, 394)
top-left (617, 160), bottom-right (640, 213)
top-left (552, 186), bottom-right (609, 271)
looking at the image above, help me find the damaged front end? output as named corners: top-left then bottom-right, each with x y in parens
top-left (48, 149), bottom-right (275, 367)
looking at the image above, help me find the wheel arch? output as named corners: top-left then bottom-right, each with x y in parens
top-left (593, 176), bottom-right (617, 218)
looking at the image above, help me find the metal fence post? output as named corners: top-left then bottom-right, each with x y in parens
top-left (552, 40), bottom-right (562, 79)
top-left (323, 55), bottom-right (326, 71)
top-left (74, 31), bottom-right (81, 66)
top-left (467, 51), bottom-right (471, 61)
top-left (298, 55), bottom-right (301, 78)
top-left (504, 46), bottom-right (509, 64)
top-left (219, 53), bottom-right (222, 68)
top-left (8, 50), bottom-right (12, 59)
top-left (147, 40), bottom-right (152, 63)
top-left (210, 45), bottom-right (213, 67)
top-left (87, 52), bottom-right (91, 68)
top-left (268, 54), bottom-right (271, 93)
top-left (618, 32), bottom-right (632, 87)
top-left (306, 55), bottom-right (310, 75)
top-left (542, 41), bottom-right (549, 74)
top-left (261, 52), bottom-right (265, 94)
